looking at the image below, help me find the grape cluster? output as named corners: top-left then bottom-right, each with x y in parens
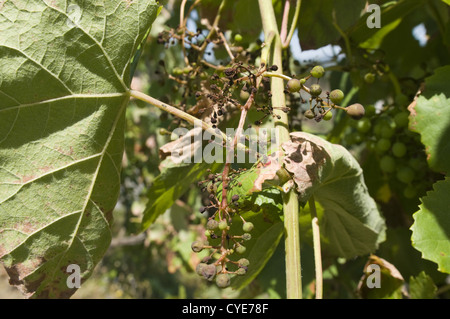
top-left (192, 172), bottom-right (256, 288)
top-left (343, 96), bottom-right (433, 199)
top-left (283, 65), bottom-right (365, 122)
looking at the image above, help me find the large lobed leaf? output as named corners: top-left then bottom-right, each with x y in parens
top-left (0, 0), bottom-right (159, 298)
top-left (411, 178), bottom-right (450, 274)
top-left (282, 132), bottom-right (386, 258)
top-left (409, 65), bottom-right (450, 175)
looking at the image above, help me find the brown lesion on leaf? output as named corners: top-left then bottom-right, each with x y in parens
top-left (20, 175), bottom-right (37, 184)
top-left (104, 209), bottom-right (114, 224)
top-left (282, 132), bottom-right (327, 197)
top-left (14, 220), bottom-right (37, 234)
top-left (407, 82), bottom-right (425, 131)
top-left (0, 243), bottom-right (7, 258)
top-left (252, 151), bottom-right (283, 192)
top-left (123, 0), bottom-right (134, 8)
top-left (4, 257), bottom-right (47, 298)
top-left (55, 146), bottom-right (74, 158)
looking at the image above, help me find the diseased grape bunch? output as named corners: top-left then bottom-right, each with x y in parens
top-left (155, 21), bottom-right (363, 288)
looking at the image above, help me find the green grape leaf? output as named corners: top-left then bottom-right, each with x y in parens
top-left (409, 66), bottom-right (450, 174)
top-left (282, 132), bottom-right (386, 259)
top-left (0, 0), bottom-right (159, 298)
top-left (411, 178), bottom-right (450, 274)
top-left (409, 271), bottom-right (437, 299)
top-left (141, 161), bottom-right (223, 231)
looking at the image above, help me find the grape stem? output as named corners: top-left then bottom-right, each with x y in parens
top-left (280, 0), bottom-right (302, 49)
top-left (263, 72), bottom-right (292, 81)
top-left (259, 0), bottom-right (302, 299)
top-left (309, 196), bottom-right (323, 299)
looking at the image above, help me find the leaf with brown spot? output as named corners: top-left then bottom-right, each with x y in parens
top-left (0, 0), bottom-right (160, 298)
top-left (282, 132), bottom-right (386, 258)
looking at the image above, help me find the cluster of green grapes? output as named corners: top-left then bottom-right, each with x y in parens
top-left (343, 96), bottom-right (430, 199)
top-left (284, 65), bottom-right (365, 122)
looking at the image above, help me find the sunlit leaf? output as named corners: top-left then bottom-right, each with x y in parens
top-left (411, 178), bottom-right (450, 274)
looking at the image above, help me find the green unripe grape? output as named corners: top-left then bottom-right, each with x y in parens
top-left (409, 157), bottom-right (424, 170)
top-left (354, 132), bottom-right (364, 144)
top-left (236, 268), bottom-right (247, 276)
top-left (379, 155), bottom-right (396, 173)
top-left (172, 67), bottom-right (183, 76)
top-left (329, 89), bottom-right (344, 105)
top-left (364, 73), bottom-right (376, 84)
top-left (346, 103), bottom-right (365, 120)
top-left (234, 33), bottom-right (243, 42)
top-left (373, 123), bottom-right (383, 137)
top-left (304, 109), bottom-right (315, 119)
top-left (310, 65), bottom-right (325, 78)
top-left (376, 138), bottom-right (391, 153)
top-left (365, 104), bottom-right (376, 117)
top-left (206, 219), bottom-right (219, 230)
top-left (356, 117), bottom-right (371, 133)
top-left (286, 78), bottom-right (301, 93)
top-left (394, 112), bottom-right (409, 128)
top-left (396, 166), bottom-right (415, 184)
top-left (238, 258), bottom-right (250, 267)
top-left (204, 230), bottom-right (211, 237)
top-left (395, 94), bottom-right (409, 106)
top-left (218, 220), bottom-right (228, 230)
top-left (310, 84), bottom-right (322, 96)
top-left (242, 222), bottom-right (254, 232)
top-left (191, 241), bottom-right (204, 252)
top-left (240, 90), bottom-right (250, 101)
top-left (403, 185), bottom-right (417, 199)
top-left (366, 140), bottom-right (376, 151)
top-left (323, 111), bottom-right (333, 121)
top-left (299, 78), bottom-right (306, 85)
top-left (236, 245), bottom-right (247, 254)
top-left (380, 123), bottom-right (395, 139)
top-left (242, 233), bottom-right (252, 241)
top-left (392, 142), bottom-right (407, 157)
top-left (215, 274), bottom-right (231, 288)
top-left (182, 66), bottom-right (192, 74)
